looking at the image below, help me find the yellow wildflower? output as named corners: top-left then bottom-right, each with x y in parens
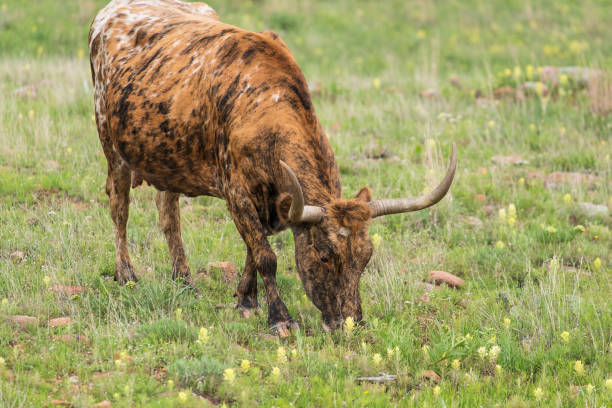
top-left (574, 360), bottom-right (585, 376)
top-left (560, 331), bottom-right (570, 343)
top-left (0, 357), bottom-right (5, 368)
top-left (167, 379), bottom-right (174, 390)
top-left (586, 383), bottom-right (594, 394)
top-left (533, 387), bottom-right (544, 400)
top-left (563, 193), bottom-right (571, 203)
top-left (518, 177), bottom-right (525, 186)
top-left (559, 126), bottom-right (566, 135)
top-left (416, 29), bottom-right (426, 39)
top-left (344, 316), bottom-right (355, 333)
top-left (495, 364), bottom-right (502, 374)
top-left (387, 347), bottom-right (394, 358)
top-left (290, 349), bottom-right (298, 359)
top-left (535, 82), bottom-right (545, 96)
top-left (545, 226), bottom-right (557, 233)
top-left (175, 308), bottom-right (182, 320)
top-left (178, 391), bottom-right (188, 402)
top-left (433, 385), bottom-right (441, 396)
top-left (593, 258), bottom-right (601, 271)
top-left (605, 378), bottom-right (612, 391)
top-left (240, 360), bottom-right (250, 373)
top-left (372, 353), bottom-right (382, 366)
top-left (198, 327), bottom-right (209, 344)
top-left (371, 233), bottom-right (382, 250)
top-left (277, 346), bottom-right (287, 363)
top-left (504, 68), bottom-right (511, 77)
top-left (477, 346), bottom-right (487, 360)
top-left (495, 241), bottom-right (504, 249)
top-left (529, 123), bottom-right (536, 132)
top-left (489, 345), bottom-right (501, 362)
top-left (43, 276), bottom-right (51, 285)
top-left (504, 318), bottom-right (511, 327)
top-left (488, 120), bottom-right (496, 129)
top-left (560, 74), bottom-right (568, 86)
top-left (526, 65), bottom-right (534, 80)
top-left (223, 368), bottom-right (236, 384)
top-left (498, 208), bottom-right (507, 222)
top-left (77, 49), bottom-right (85, 59)
top-left (573, 225), bottom-right (585, 232)
top-left (270, 366), bottom-right (281, 382)
top-left (451, 359), bottom-right (460, 370)
top-left (372, 78), bottom-right (381, 89)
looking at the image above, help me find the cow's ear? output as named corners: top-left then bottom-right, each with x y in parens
top-left (354, 186), bottom-right (372, 203)
top-left (276, 192), bottom-right (293, 225)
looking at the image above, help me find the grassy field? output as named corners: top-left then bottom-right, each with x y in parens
top-left (1, 0), bottom-right (611, 406)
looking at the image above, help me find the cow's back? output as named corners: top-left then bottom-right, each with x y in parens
top-left (90, 0), bottom-right (319, 198)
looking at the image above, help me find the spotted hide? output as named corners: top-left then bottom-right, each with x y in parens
top-left (89, 0), bottom-right (457, 333)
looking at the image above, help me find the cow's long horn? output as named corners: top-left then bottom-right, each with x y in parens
top-left (279, 160), bottom-right (325, 223)
top-left (369, 143), bottom-right (457, 218)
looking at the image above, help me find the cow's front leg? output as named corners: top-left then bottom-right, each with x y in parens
top-left (227, 191), bottom-right (297, 333)
top-left (235, 248), bottom-right (259, 316)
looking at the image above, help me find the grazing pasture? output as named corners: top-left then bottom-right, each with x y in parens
top-left (0, 0), bottom-right (610, 406)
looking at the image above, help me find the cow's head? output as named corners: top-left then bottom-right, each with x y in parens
top-left (277, 144), bottom-right (457, 331)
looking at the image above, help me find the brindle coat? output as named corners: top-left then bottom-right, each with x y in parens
top-left (90, 0), bottom-right (386, 331)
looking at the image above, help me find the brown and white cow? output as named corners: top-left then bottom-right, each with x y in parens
top-left (89, 0), bottom-right (456, 333)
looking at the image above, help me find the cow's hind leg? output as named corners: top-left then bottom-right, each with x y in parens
top-left (155, 191), bottom-right (192, 284)
top-left (106, 161), bottom-right (138, 283)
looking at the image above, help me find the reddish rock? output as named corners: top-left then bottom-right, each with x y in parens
top-left (50, 400), bottom-right (72, 406)
top-left (10, 251), bottom-right (25, 263)
top-left (546, 171), bottom-right (596, 187)
top-left (10, 315), bottom-right (38, 326)
top-left (420, 370), bottom-right (441, 382)
top-left (491, 155), bottom-right (528, 165)
top-left (493, 85), bottom-right (515, 99)
top-left (428, 271), bottom-right (465, 288)
top-left (57, 334), bottom-right (88, 343)
top-left (208, 262), bottom-right (239, 282)
top-left (449, 75), bottom-right (462, 89)
top-left (50, 285), bottom-right (86, 296)
top-left (93, 400), bottom-right (112, 407)
top-left (49, 317), bottom-right (74, 327)
top-left (420, 88), bottom-right (440, 98)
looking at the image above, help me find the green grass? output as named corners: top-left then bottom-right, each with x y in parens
top-left (1, 0), bottom-right (611, 406)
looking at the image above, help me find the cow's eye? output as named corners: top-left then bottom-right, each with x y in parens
top-left (320, 255), bottom-right (329, 264)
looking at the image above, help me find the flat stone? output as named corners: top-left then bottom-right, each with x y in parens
top-left (49, 317), bottom-right (74, 327)
top-left (93, 401), bottom-right (112, 407)
top-left (420, 88), bottom-right (440, 98)
top-left (465, 216), bottom-right (483, 228)
top-left (50, 285), bottom-right (86, 296)
top-left (10, 315), bottom-right (38, 326)
top-left (580, 202), bottom-right (609, 217)
top-left (545, 171), bottom-right (596, 187)
top-left (10, 251), bottom-right (25, 263)
top-left (420, 370), bottom-right (440, 382)
top-left (50, 400), bottom-right (72, 406)
top-left (428, 271), bottom-right (465, 288)
top-left (491, 155), bottom-right (528, 166)
top-left (208, 261), bottom-right (238, 283)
